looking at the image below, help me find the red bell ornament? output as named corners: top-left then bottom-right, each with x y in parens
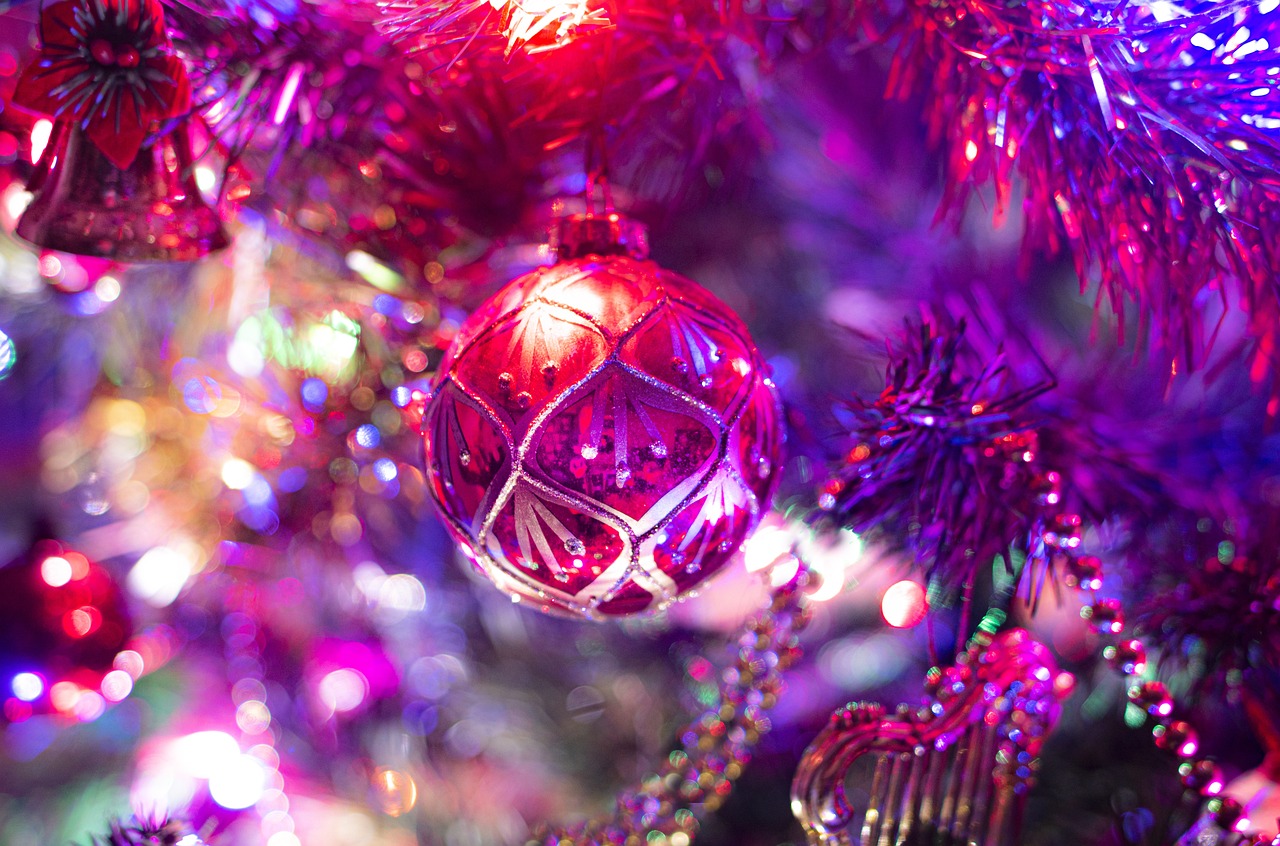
top-left (16, 120), bottom-right (228, 261)
top-left (9, 0), bottom-right (227, 261)
top-left (424, 214), bottom-right (783, 618)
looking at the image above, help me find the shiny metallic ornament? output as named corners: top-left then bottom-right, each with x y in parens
top-left (423, 214), bottom-right (782, 619)
top-left (16, 121), bottom-right (227, 261)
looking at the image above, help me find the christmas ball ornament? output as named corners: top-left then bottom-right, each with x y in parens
top-left (0, 538), bottom-right (132, 719)
top-left (423, 214), bottom-right (782, 618)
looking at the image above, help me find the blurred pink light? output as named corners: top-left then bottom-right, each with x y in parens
top-left (882, 580), bottom-right (928, 628)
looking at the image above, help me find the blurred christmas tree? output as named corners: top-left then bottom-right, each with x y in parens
top-left (1, 1), bottom-right (1279, 845)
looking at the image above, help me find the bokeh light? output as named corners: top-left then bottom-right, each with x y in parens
top-left (29, 118), bottom-right (51, 163)
top-left (11, 672), bottom-right (43, 702)
top-left (881, 580), bottom-right (928, 628)
top-left (318, 668), bottom-right (369, 716)
top-left (40, 555), bottom-right (72, 587)
top-left (743, 524), bottom-right (793, 573)
top-left (100, 669), bottom-right (134, 702)
top-left (127, 545), bottom-right (197, 607)
top-left (371, 767), bottom-right (418, 816)
top-left (209, 753), bottom-right (268, 809)
top-left (114, 649), bottom-right (145, 679)
top-left (172, 731), bottom-right (241, 779)
top-left (221, 457), bottom-right (257, 490)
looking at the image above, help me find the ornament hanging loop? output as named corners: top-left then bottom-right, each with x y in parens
top-left (554, 122), bottom-right (647, 261)
top-left (583, 124), bottom-right (615, 218)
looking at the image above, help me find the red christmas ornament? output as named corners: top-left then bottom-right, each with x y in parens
top-left (0, 538), bottom-right (132, 720)
top-left (424, 214), bottom-right (783, 618)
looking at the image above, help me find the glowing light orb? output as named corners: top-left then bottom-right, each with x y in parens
top-left (318, 668), bottom-right (369, 716)
top-left (127, 546), bottom-right (195, 607)
top-left (172, 731), bottom-right (240, 779)
top-left (490, 0), bottom-right (607, 52)
top-left (881, 580), bottom-right (928, 628)
top-left (372, 767), bottom-right (418, 817)
top-left (100, 669), bottom-right (134, 702)
top-left (11, 672), bottom-right (43, 702)
top-left (29, 119), bottom-right (52, 164)
top-left (40, 555), bottom-right (73, 587)
top-left (221, 457), bottom-right (256, 490)
top-left (209, 754), bottom-right (267, 810)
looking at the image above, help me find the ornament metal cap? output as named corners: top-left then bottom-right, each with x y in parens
top-left (552, 213), bottom-right (649, 261)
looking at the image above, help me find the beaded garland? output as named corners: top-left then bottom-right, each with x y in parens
top-left (534, 554), bottom-right (812, 845)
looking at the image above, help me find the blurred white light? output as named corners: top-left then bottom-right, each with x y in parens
top-left (803, 528), bottom-right (865, 602)
top-left (114, 650), bottom-right (145, 679)
top-left (49, 681), bottom-right (81, 712)
top-left (379, 573), bottom-right (427, 614)
top-left (195, 164), bottom-right (217, 195)
top-left (318, 668), bottom-right (368, 716)
top-left (30, 119), bottom-right (52, 163)
top-left (128, 546), bottom-right (196, 607)
top-left (236, 699), bottom-right (271, 734)
top-left (1191, 32), bottom-right (1217, 50)
top-left (267, 833), bottom-right (301, 846)
top-left (769, 554), bottom-right (801, 587)
top-left (882, 580), bottom-right (928, 628)
top-left (743, 525), bottom-right (793, 573)
top-left (172, 731), bottom-right (241, 779)
top-left (228, 319), bottom-right (266, 378)
top-left (260, 809), bottom-right (294, 837)
top-left (101, 669), bottom-right (134, 702)
top-left (209, 753), bottom-right (268, 809)
top-left (74, 690), bottom-right (106, 721)
top-left (2, 182), bottom-right (33, 223)
top-left (94, 276), bottom-right (121, 303)
top-left (41, 556), bottom-right (72, 587)
top-left (221, 458), bottom-right (256, 490)
top-left (12, 672), bottom-right (43, 701)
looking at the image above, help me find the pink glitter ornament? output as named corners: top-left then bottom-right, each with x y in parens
top-left (423, 214), bottom-right (782, 618)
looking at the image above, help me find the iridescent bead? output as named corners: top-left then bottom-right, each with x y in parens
top-left (1207, 796), bottom-right (1245, 832)
top-left (1178, 758), bottom-right (1223, 794)
top-left (1153, 720), bottom-right (1199, 757)
top-left (1065, 555), bottom-right (1103, 591)
top-left (1128, 681), bottom-right (1174, 718)
top-left (1103, 639), bottom-right (1147, 675)
top-left (1081, 598), bottom-right (1124, 634)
